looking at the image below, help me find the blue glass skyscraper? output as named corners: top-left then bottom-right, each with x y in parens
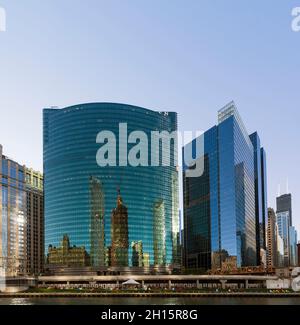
top-left (183, 102), bottom-right (259, 271)
top-left (43, 103), bottom-right (180, 274)
top-left (250, 132), bottom-right (267, 265)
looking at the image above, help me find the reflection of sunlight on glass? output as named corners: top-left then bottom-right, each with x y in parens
top-left (10, 298), bottom-right (33, 305)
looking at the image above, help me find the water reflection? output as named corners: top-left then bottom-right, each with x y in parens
top-left (0, 297), bottom-right (299, 305)
top-left (9, 298), bottom-right (34, 305)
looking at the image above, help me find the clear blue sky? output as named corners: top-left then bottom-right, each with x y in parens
top-left (0, 0), bottom-right (299, 233)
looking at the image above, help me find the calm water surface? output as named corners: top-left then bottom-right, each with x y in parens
top-left (0, 297), bottom-right (300, 305)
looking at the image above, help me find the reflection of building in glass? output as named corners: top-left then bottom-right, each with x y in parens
top-left (44, 103), bottom-right (179, 274)
top-left (143, 253), bottom-right (150, 267)
top-left (26, 169), bottom-right (44, 275)
top-left (131, 241), bottom-right (143, 267)
top-left (47, 234), bottom-right (90, 267)
top-left (183, 102), bottom-right (258, 272)
top-left (89, 176), bottom-right (105, 267)
top-left (171, 172), bottom-right (180, 265)
top-left (153, 200), bottom-right (166, 265)
top-left (111, 191), bottom-right (128, 267)
top-left (0, 145), bottom-right (27, 276)
top-left (106, 246), bottom-right (112, 267)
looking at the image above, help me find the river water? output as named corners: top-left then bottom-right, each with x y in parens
top-left (0, 297), bottom-right (300, 305)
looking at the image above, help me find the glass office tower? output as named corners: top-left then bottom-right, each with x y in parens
top-left (249, 132), bottom-right (267, 265)
top-left (0, 145), bottom-right (27, 276)
top-left (183, 102), bottom-right (257, 271)
top-left (276, 211), bottom-right (290, 267)
top-left (43, 103), bottom-right (180, 273)
top-left (289, 226), bottom-right (298, 267)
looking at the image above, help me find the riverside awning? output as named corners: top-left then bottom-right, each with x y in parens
top-left (122, 279), bottom-right (140, 285)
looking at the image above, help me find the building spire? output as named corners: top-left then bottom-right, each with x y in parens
top-left (277, 184), bottom-right (281, 197)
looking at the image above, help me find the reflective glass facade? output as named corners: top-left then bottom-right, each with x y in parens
top-left (183, 102), bottom-right (257, 271)
top-left (0, 145), bottom-right (27, 276)
top-left (276, 211), bottom-right (290, 267)
top-left (261, 148), bottom-right (268, 249)
top-left (249, 132), bottom-right (267, 265)
top-left (183, 126), bottom-right (219, 271)
top-left (289, 226), bottom-right (298, 267)
top-left (44, 103), bottom-right (180, 272)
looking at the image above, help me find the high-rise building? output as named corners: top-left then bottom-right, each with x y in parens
top-left (289, 226), bottom-right (298, 267)
top-left (267, 208), bottom-right (277, 269)
top-left (249, 132), bottom-right (267, 265)
top-left (43, 103), bottom-right (180, 274)
top-left (276, 211), bottom-right (290, 267)
top-left (25, 168), bottom-right (44, 275)
top-left (0, 145), bottom-right (44, 277)
top-left (277, 194), bottom-right (292, 226)
top-left (0, 145), bottom-right (27, 276)
top-left (276, 224), bottom-right (285, 268)
top-left (276, 193), bottom-right (297, 267)
top-left (183, 102), bottom-right (257, 271)
top-left (260, 148), bottom-right (268, 247)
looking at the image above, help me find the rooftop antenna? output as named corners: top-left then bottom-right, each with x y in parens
top-left (277, 184), bottom-right (281, 197)
top-left (286, 178), bottom-right (289, 194)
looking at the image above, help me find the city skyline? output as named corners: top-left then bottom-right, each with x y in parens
top-left (0, 0), bottom-right (299, 235)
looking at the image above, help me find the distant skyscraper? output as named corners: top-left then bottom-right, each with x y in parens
top-left (289, 226), bottom-right (298, 267)
top-left (276, 211), bottom-right (290, 267)
top-left (277, 194), bottom-right (292, 226)
top-left (276, 193), bottom-right (296, 267)
top-left (25, 169), bottom-right (44, 275)
top-left (111, 191), bottom-right (129, 267)
top-left (276, 224), bottom-right (285, 268)
top-left (249, 132), bottom-right (267, 265)
top-left (183, 102), bottom-right (257, 271)
top-left (267, 208), bottom-right (277, 269)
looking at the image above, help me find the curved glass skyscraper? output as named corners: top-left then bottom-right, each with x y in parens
top-left (43, 103), bottom-right (180, 273)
